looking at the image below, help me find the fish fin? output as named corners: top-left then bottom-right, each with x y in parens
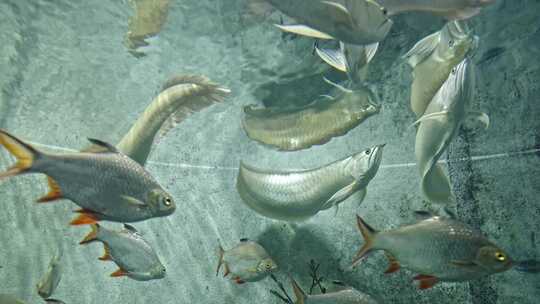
top-left (352, 214), bottom-right (379, 267)
top-left (234, 277), bottom-right (246, 284)
top-left (223, 264), bottom-right (230, 278)
top-left (290, 277), bottom-right (307, 304)
top-left (323, 181), bottom-right (358, 210)
top-left (79, 223), bottom-right (100, 244)
top-left (410, 111), bottom-right (450, 128)
top-left (239, 238), bottom-right (249, 242)
top-left (413, 275), bottom-right (439, 290)
top-left (403, 31), bottom-right (441, 68)
top-left (450, 260), bottom-right (478, 268)
top-left (322, 77), bottom-right (353, 93)
top-left (443, 8), bottom-right (482, 20)
top-left (216, 243), bottom-right (225, 276)
top-left (333, 204), bottom-right (340, 217)
top-left (120, 195), bottom-right (147, 207)
top-left (85, 138), bottom-right (119, 153)
top-left (315, 46), bottom-right (347, 72)
top-left (71, 210), bottom-right (100, 226)
top-left (364, 42), bottom-right (380, 64)
top-left (0, 129), bottom-right (40, 179)
top-left (466, 111), bottom-right (490, 130)
top-left (384, 253), bottom-right (401, 274)
top-left (110, 268), bottom-right (128, 277)
top-left (320, 1), bottom-right (354, 27)
top-left (45, 299), bottom-right (66, 304)
top-left (413, 210), bottom-right (434, 220)
top-left (273, 24), bottom-right (334, 39)
top-left (123, 224), bottom-right (139, 234)
top-left (99, 243), bottom-right (113, 261)
top-left (37, 176), bottom-right (63, 203)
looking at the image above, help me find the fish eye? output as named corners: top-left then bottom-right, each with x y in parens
top-left (381, 7), bottom-right (388, 15)
top-left (365, 149), bottom-right (371, 155)
top-left (495, 252), bottom-right (506, 262)
top-left (451, 67), bottom-right (457, 74)
top-left (163, 197), bottom-right (172, 206)
top-left (449, 40), bottom-right (455, 47)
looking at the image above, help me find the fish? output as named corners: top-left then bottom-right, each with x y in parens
top-left (216, 239), bottom-right (277, 284)
top-left (264, 0), bottom-right (393, 45)
top-left (290, 278), bottom-right (379, 304)
top-left (242, 80), bottom-right (380, 151)
top-left (404, 20), bottom-right (477, 118)
top-left (374, 0), bottom-right (495, 20)
top-left (352, 213), bottom-right (513, 289)
top-left (116, 75), bottom-right (230, 166)
top-left (0, 129), bottom-right (175, 225)
top-left (0, 294), bottom-right (26, 304)
top-left (315, 41), bottom-right (379, 84)
top-left (124, 0), bottom-right (171, 55)
top-left (414, 58), bottom-right (488, 204)
top-left (237, 145), bottom-right (384, 221)
top-left (36, 248), bottom-right (63, 299)
top-left (80, 224), bottom-right (166, 281)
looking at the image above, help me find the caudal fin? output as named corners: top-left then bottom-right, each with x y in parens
top-left (352, 214), bottom-right (378, 267)
top-left (0, 129), bottom-right (39, 179)
top-left (79, 224), bottom-right (100, 245)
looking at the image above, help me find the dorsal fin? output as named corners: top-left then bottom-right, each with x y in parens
top-left (239, 238), bottom-right (249, 242)
top-left (85, 138), bottom-right (118, 153)
top-left (124, 224), bottom-right (138, 233)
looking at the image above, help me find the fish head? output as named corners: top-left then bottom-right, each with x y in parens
top-left (437, 21), bottom-right (477, 66)
top-left (147, 188), bottom-right (176, 217)
top-left (345, 144), bottom-right (384, 182)
top-left (346, 88), bottom-right (381, 119)
top-left (475, 245), bottom-right (513, 273)
top-left (346, 0), bottom-right (393, 43)
top-left (434, 57), bottom-right (475, 113)
top-left (256, 257), bottom-right (278, 274)
top-left (150, 263), bottom-right (167, 279)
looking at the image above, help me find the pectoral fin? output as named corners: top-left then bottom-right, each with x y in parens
top-left (403, 31), bottom-right (440, 67)
top-left (315, 46), bottom-right (347, 72)
top-left (323, 181), bottom-right (358, 210)
top-left (120, 195), bottom-right (147, 207)
top-left (450, 259), bottom-right (478, 268)
top-left (274, 24), bottom-right (334, 39)
top-left (466, 111), bottom-right (490, 130)
top-left (410, 111), bottom-right (449, 128)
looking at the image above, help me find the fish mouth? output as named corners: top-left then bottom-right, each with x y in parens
top-left (368, 144), bottom-right (385, 172)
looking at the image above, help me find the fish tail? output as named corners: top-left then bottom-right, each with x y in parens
top-left (352, 214), bottom-right (378, 267)
top-left (79, 224), bottom-right (100, 245)
top-left (216, 242), bottom-right (225, 277)
top-left (0, 129), bottom-right (41, 179)
top-left (290, 277), bottom-right (307, 304)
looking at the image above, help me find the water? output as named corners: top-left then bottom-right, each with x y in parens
top-left (0, 0), bottom-right (539, 303)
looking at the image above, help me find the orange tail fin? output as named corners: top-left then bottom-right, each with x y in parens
top-left (0, 129), bottom-right (39, 179)
top-left (352, 214), bottom-right (378, 267)
top-left (80, 224), bottom-right (100, 244)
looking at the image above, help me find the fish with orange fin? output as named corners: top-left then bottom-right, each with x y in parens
top-left (80, 224), bottom-right (166, 281)
top-left (0, 129), bottom-right (175, 225)
top-left (352, 212), bottom-right (513, 289)
top-left (216, 239), bottom-right (277, 284)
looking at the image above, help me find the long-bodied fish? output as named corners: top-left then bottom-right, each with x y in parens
top-left (36, 248), bottom-right (63, 299)
top-left (80, 224), bottom-right (166, 281)
top-left (0, 130), bottom-right (175, 225)
top-left (315, 42), bottom-right (379, 84)
top-left (242, 81), bottom-right (380, 151)
top-left (414, 58), bottom-right (488, 204)
top-left (353, 213), bottom-right (513, 289)
top-left (216, 239), bottom-right (277, 284)
top-left (265, 0), bottom-right (393, 45)
top-left (237, 145), bottom-right (384, 221)
top-left (375, 0), bottom-right (495, 20)
top-left (116, 75), bottom-right (230, 166)
top-left (290, 278), bottom-right (379, 304)
top-left (404, 20), bottom-right (477, 118)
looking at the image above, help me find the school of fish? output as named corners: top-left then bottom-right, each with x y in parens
top-left (0, 0), bottom-right (537, 303)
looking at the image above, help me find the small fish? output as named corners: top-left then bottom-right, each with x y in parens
top-left (237, 145), bottom-right (384, 221)
top-left (242, 80), bottom-right (380, 151)
top-left (116, 75), bottom-right (230, 166)
top-left (36, 248), bottom-right (63, 299)
top-left (0, 130), bottom-right (175, 225)
top-left (352, 213), bottom-right (513, 289)
top-left (414, 58), bottom-right (488, 204)
top-left (375, 0), bottom-right (495, 20)
top-left (291, 278), bottom-right (379, 304)
top-left (80, 224), bottom-right (166, 281)
top-left (0, 295), bottom-right (27, 304)
top-left (404, 20), bottom-right (477, 118)
top-left (514, 260), bottom-right (540, 273)
top-left (315, 42), bottom-right (379, 84)
top-left (216, 239), bottom-right (277, 284)
top-left (265, 0), bottom-right (392, 45)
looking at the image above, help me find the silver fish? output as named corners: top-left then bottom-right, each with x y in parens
top-left (216, 239), bottom-right (277, 284)
top-left (414, 58), bottom-right (488, 204)
top-left (242, 81), bottom-right (380, 151)
top-left (353, 213), bottom-right (513, 289)
top-left (116, 75), bottom-right (230, 166)
top-left (266, 0), bottom-right (393, 45)
top-left (315, 42), bottom-right (379, 84)
top-left (0, 130), bottom-right (175, 225)
top-left (237, 145), bottom-right (384, 221)
top-left (36, 248), bottom-right (63, 299)
top-left (375, 0), bottom-right (495, 20)
top-left (80, 224), bottom-right (166, 281)
top-left (291, 278), bottom-right (379, 304)
top-left (404, 20), bottom-right (477, 118)
top-left (0, 294), bottom-right (26, 304)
